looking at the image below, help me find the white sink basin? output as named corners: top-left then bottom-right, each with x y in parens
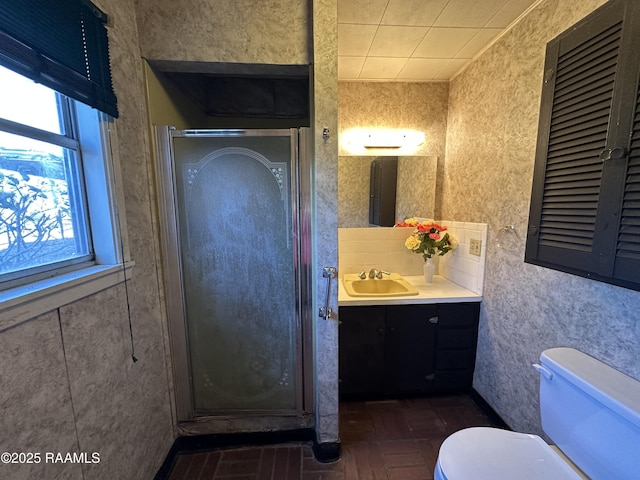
top-left (342, 273), bottom-right (419, 297)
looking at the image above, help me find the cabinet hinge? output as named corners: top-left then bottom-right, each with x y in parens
top-left (428, 316), bottom-right (439, 324)
top-left (544, 67), bottom-right (555, 85)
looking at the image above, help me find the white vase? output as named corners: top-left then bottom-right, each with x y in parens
top-left (423, 257), bottom-right (435, 283)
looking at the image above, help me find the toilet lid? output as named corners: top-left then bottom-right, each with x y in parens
top-left (437, 427), bottom-right (583, 480)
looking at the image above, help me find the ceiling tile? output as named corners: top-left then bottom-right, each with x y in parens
top-left (413, 28), bottom-right (479, 58)
top-left (433, 0), bottom-right (510, 28)
top-left (368, 26), bottom-right (429, 57)
top-left (338, 24), bottom-right (378, 56)
top-left (381, 0), bottom-right (449, 26)
top-left (455, 28), bottom-right (503, 58)
top-left (397, 58), bottom-right (449, 81)
top-left (360, 57), bottom-right (408, 79)
top-left (338, 57), bottom-right (366, 80)
top-left (338, 0), bottom-right (390, 25)
top-left (337, 0), bottom-right (538, 81)
top-left (485, 0), bottom-right (537, 28)
top-left (433, 59), bottom-right (469, 80)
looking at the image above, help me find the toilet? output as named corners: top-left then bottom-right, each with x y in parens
top-left (434, 347), bottom-right (640, 480)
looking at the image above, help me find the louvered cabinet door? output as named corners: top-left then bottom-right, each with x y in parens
top-left (614, 80), bottom-right (640, 284)
top-left (526, 0), bottom-right (640, 289)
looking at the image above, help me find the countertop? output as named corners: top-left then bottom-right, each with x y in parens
top-left (338, 275), bottom-right (482, 306)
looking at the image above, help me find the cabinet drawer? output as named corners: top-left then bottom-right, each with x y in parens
top-left (436, 349), bottom-right (476, 370)
top-left (437, 328), bottom-right (474, 348)
top-left (437, 303), bottom-right (479, 327)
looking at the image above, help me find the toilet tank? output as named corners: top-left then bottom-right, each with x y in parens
top-left (538, 347), bottom-right (640, 480)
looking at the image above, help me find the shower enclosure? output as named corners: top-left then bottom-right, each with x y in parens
top-left (155, 127), bottom-right (313, 428)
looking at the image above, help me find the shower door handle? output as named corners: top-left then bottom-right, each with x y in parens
top-left (319, 266), bottom-right (337, 321)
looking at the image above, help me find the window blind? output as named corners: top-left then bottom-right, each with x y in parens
top-left (0, 0), bottom-right (119, 118)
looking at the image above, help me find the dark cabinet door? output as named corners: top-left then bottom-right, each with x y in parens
top-left (435, 303), bottom-right (480, 391)
top-left (338, 306), bottom-right (386, 396)
top-left (339, 302), bottom-right (480, 398)
top-left (384, 305), bottom-right (437, 394)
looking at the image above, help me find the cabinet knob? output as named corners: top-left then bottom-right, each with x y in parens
top-left (425, 373), bottom-right (435, 381)
top-left (428, 316), bottom-right (439, 324)
top-left (378, 328), bottom-right (384, 335)
top-left (599, 147), bottom-right (626, 161)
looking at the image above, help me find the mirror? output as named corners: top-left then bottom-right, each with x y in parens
top-left (338, 155), bottom-right (438, 228)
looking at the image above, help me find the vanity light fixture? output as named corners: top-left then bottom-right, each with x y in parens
top-left (363, 130), bottom-right (424, 149)
top-left (363, 132), bottom-right (403, 148)
top-left (341, 128), bottom-right (425, 153)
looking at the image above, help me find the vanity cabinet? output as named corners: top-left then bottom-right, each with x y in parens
top-left (339, 302), bottom-right (480, 398)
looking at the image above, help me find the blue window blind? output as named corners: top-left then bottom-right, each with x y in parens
top-left (0, 0), bottom-right (118, 118)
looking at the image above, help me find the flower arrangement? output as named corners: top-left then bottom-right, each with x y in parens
top-left (395, 217), bottom-right (457, 260)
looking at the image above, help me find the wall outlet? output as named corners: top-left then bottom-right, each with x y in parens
top-left (469, 238), bottom-right (482, 256)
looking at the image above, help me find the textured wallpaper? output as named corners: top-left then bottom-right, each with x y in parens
top-left (312, 0), bottom-right (340, 445)
top-left (396, 156), bottom-right (438, 222)
top-left (338, 155), bottom-right (371, 228)
top-left (444, 0), bottom-right (640, 436)
top-left (134, 0), bottom-right (310, 65)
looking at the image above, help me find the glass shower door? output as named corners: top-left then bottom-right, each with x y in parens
top-left (171, 130), bottom-right (301, 413)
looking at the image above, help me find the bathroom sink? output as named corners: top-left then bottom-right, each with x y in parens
top-left (342, 273), bottom-right (419, 297)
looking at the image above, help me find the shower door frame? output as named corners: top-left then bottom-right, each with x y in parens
top-left (154, 127), bottom-right (314, 422)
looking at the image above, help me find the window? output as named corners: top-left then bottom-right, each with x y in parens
top-left (525, 0), bottom-right (640, 291)
top-left (0, 0), bottom-right (129, 328)
top-left (0, 66), bottom-right (93, 285)
top-left (0, 62), bottom-right (127, 296)
top-left (0, 72), bottom-right (130, 330)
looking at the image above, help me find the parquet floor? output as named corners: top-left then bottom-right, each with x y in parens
top-left (167, 394), bottom-right (493, 480)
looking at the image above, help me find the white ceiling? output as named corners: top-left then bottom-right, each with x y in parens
top-left (338, 0), bottom-right (539, 82)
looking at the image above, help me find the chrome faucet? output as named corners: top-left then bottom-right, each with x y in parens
top-left (368, 268), bottom-right (391, 279)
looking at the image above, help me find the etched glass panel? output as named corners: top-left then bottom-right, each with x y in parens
top-left (173, 134), bottom-right (297, 412)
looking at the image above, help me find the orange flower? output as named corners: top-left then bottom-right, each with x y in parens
top-left (397, 218), bottom-right (455, 260)
top-left (395, 217), bottom-right (418, 228)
